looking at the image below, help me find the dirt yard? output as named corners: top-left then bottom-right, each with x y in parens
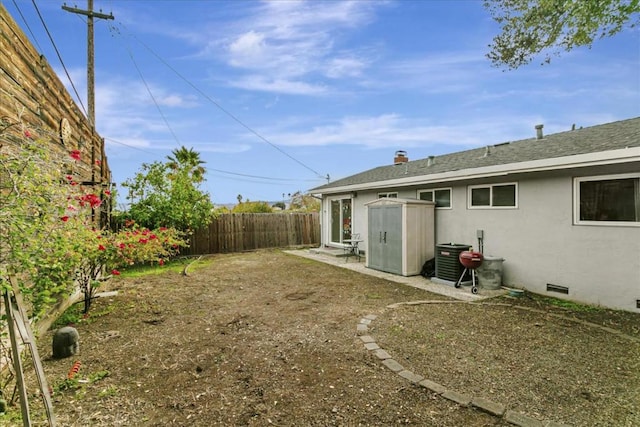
top-left (14, 250), bottom-right (640, 426)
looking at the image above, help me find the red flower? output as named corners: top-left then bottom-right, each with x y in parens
top-left (158, 259), bottom-right (164, 266)
top-left (98, 244), bottom-right (106, 251)
top-left (118, 243), bottom-right (125, 249)
top-left (70, 181), bottom-right (78, 186)
top-left (95, 160), bottom-right (101, 165)
top-left (149, 234), bottom-right (157, 240)
top-left (138, 238), bottom-right (148, 244)
top-left (61, 216), bottom-right (69, 222)
top-left (70, 150), bottom-right (81, 161)
top-left (79, 193), bottom-right (101, 208)
top-left (24, 130), bottom-right (32, 138)
top-left (159, 227), bottom-right (168, 231)
top-left (104, 190), bottom-right (111, 196)
top-left (65, 175), bottom-right (73, 181)
top-left (111, 269), bottom-right (121, 276)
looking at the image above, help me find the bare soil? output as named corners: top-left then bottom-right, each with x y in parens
top-left (14, 250), bottom-right (640, 426)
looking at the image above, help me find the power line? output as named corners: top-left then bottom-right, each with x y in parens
top-left (11, 0), bottom-right (43, 52)
top-left (108, 23), bottom-right (182, 149)
top-left (29, 0), bottom-right (88, 118)
top-left (103, 137), bottom-right (319, 185)
top-left (114, 21), bottom-right (326, 180)
top-left (206, 168), bottom-right (319, 182)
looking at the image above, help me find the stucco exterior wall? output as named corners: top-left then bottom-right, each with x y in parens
top-left (433, 174), bottom-right (639, 311)
top-left (319, 171), bottom-right (640, 312)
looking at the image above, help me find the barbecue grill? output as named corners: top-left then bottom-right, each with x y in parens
top-left (455, 251), bottom-right (483, 294)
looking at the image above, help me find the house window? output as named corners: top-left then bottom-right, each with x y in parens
top-left (378, 192), bottom-right (398, 198)
top-left (468, 183), bottom-right (517, 208)
top-left (418, 188), bottom-right (451, 208)
top-left (575, 173), bottom-right (640, 226)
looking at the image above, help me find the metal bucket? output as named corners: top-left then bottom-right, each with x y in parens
top-left (477, 256), bottom-right (504, 290)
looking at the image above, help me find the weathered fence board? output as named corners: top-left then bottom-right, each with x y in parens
top-left (184, 213), bottom-right (320, 255)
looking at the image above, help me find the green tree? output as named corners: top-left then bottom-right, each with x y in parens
top-left (122, 150), bottom-right (214, 232)
top-left (232, 201), bottom-right (273, 213)
top-left (484, 0), bottom-right (640, 69)
top-left (167, 146), bottom-right (206, 183)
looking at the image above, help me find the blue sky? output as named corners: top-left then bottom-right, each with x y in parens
top-left (5, 0), bottom-right (640, 205)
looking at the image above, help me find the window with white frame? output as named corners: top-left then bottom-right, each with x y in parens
top-left (575, 173), bottom-right (640, 225)
top-left (418, 188), bottom-right (451, 208)
top-left (468, 183), bottom-right (517, 208)
top-left (378, 192), bottom-right (398, 198)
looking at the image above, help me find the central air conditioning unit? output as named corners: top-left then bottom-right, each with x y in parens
top-left (435, 243), bottom-right (472, 282)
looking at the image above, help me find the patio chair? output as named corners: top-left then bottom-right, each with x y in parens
top-left (344, 233), bottom-right (362, 262)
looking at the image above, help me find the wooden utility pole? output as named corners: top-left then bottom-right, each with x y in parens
top-left (62, 0), bottom-right (114, 128)
top-left (62, 1), bottom-right (113, 228)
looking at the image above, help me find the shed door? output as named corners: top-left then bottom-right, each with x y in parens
top-left (368, 204), bottom-right (403, 274)
top-left (367, 206), bottom-right (385, 270)
top-left (382, 205), bottom-right (403, 274)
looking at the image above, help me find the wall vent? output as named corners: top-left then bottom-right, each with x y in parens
top-left (547, 283), bottom-right (569, 294)
top-left (637, 300), bottom-right (640, 309)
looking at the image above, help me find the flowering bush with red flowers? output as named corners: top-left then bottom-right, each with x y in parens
top-left (73, 224), bottom-right (186, 313)
top-left (1, 120), bottom-right (187, 318)
top-left (0, 128), bottom-right (89, 318)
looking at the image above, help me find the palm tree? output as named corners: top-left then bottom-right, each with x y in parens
top-left (166, 146), bottom-right (206, 183)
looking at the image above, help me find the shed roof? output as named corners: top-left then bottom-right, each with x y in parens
top-left (312, 117), bottom-right (640, 193)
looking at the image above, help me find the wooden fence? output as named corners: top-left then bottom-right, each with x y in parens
top-left (185, 212), bottom-right (320, 255)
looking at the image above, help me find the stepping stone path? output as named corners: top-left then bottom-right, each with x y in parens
top-left (356, 312), bottom-right (573, 427)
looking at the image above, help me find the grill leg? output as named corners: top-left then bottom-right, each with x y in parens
top-left (454, 268), bottom-right (468, 288)
top-left (471, 269), bottom-right (479, 294)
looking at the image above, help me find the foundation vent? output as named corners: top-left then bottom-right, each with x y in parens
top-left (546, 283), bottom-right (569, 294)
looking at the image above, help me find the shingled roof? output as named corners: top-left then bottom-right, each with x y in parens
top-left (312, 117), bottom-right (640, 192)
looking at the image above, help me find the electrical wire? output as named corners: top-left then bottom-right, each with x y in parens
top-left (29, 0), bottom-right (88, 118)
top-left (11, 0), bottom-right (43, 52)
top-left (206, 168), bottom-right (319, 182)
top-left (104, 137), bottom-right (318, 184)
top-left (108, 23), bottom-right (182, 149)
top-left (115, 21), bottom-right (325, 180)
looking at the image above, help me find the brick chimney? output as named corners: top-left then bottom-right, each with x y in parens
top-left (394, 150), bottom-right (408, 165)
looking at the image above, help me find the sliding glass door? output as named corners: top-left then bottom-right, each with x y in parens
top-left (330, 198), bottom-right (352, 244)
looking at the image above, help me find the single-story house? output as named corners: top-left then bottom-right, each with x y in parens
top-left (310, 117), bottom-right (640, 312)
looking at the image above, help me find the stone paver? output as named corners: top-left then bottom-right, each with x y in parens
top-left (442, 390), bottom-right (472, 407)
top-left (398, 370), bottom-right (424, 384)
top-left (364, 342), bottom-right (380, 351)
top-left (373, 349), bottom-right (391, 360)
top-left (543, 421), bottom-right (573, 427)
top-left (471, 397), bottom-right (506, 417)
top-left (504, 410), bottom-right (544, 427)
top-left (356, 324), bottom-right (368, 334)
top-left (359, 335), bottom-right (375, 344)
top-left (418, 379), bottom-right (446, 395)
top-left (381, 358), bottom-right (403, 372)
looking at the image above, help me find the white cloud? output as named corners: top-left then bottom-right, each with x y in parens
top-left (216, 0), bottom-right (387, 92)
top-left (263, 114), bottom-right (494, 149)
top-left (228, 75), bottom-right (328, 95)
top-left (325, 56), bottom-right (367, 79)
